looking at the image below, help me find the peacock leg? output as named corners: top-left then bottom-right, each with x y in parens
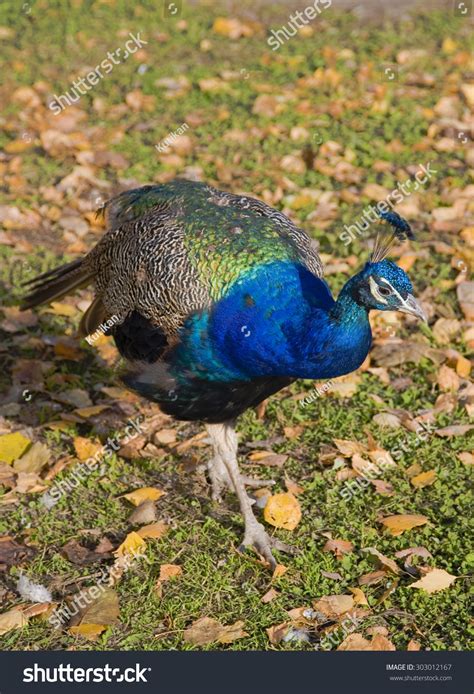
top-left (205, 422), bottom-right (280, 567)
top-left (206, 427), bottom-right (275, 502)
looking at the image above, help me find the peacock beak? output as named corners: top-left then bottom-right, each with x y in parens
top-left (399, 294), bottom-right (427, 322)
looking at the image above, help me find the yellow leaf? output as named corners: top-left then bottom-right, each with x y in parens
top-left (0, 432), bottom-right (31, 465)
top-left (122, 487), bottom-right (166, 506)
top-left (348, 587), bottom-right (369, 606)
top-left (0, 608), bottom-right (27, 636)
top-left (411, 470), bottom-right (437, 488)
top-left (115, 531), bottom-right (147, 558)
top-left (5, 138), bottom-right (33, 153)
top-left (409, 568), bottom-right (458, 594)
top-left (263, 492), bottom-right (301, 530)
top-left (69, 623), bottom-right (107, 640)
top-left (73, 436), bottom-right (103, 461)
top-left (381, 514), bottom-right (429, 536)
top-left (46, 302), bottom-right (78, 317)
top-left (136, 522), bottom-right (168, 539)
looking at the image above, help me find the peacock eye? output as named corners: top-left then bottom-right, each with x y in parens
top-left (378, 286), bottom-right (391, 297)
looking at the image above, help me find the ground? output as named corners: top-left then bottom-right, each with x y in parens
top-left (0, 1), bottom-right (472, 652)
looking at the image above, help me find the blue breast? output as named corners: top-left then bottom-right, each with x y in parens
top-left (172, 261), bottom-right (372, 382)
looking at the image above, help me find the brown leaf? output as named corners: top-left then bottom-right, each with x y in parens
top-left (435, 424), bottom-right (474, 438)
top-left (458, 451), bottom-right (474, 465)
top-left (283, 425), bottom-right (304, 439)
top-left (362, 547), bottom-right (400, 574)
top-left (371, 341), bottom-right (444, 368)
top-left (183, 617), bottom-right (248, 646)
top-left (323, 538), bottom-right (354, 558)
top-left (266, 621), bottom-right (291, 645)
top-left (337, 633), bottom-right (371, 650)
top-left (313, 594), bottom-right (354, 617)
top-left (13, 442), bottom-right (51, 473)
top-left (0, 537), bottom-right (36, 569)
top-left (381, 514), bottom-right (429, 536)
top-left (371, 479), bottom-right (394, 496)
top-left (409, 568), bottom-right (458, 594)
top-left (407, 639), bottom-right (421, 650)
top-left (61, 539), bottom-right (107, 566)
top-left (69, 588), bottom-right (119, 640)
top-left (358, 570), bottom-right (387, 586)
top-left (0, 608), bottom-right (27, 636)
top-left (395, 546), bottom-right (433, 561)
top-left (263, 493), bottom-right (301, 530)
top-left (129, 500), bottom-right (157, 525)
top-left (437, 365), bottom-right (460, 392)
top-left (153, 428), bottom-right (177, 445)
top-left (284, 476), bottom-right (304, 495)
top-left (159, 564), bottom-right (182, 582)
top-left (261, 588), bottom-right (279, 604)
top-left (371, 633), bottom-right (396, 650)
top-left (333, 439), bottom-right (365, 457)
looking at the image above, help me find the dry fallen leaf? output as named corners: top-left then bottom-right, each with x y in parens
top-left (407, 639), bottom-right (421, 650)
top-left (409, 568), bottom-right (458, 594)
top-left (136, 521), bottom-right (168, 540)
top-left (435, 424), bottom-right (474, 438)
top-left (337, 633), bottom-right (371, 650)
top-left (271, 564), bottom-right (288, 581)
top-left (333, 439), bottom-right (365, 457)
top-left (122, 487), bottom-right (166, 506)
top-left (411, 470), bottom-right (437, 488)
top-left (313, 594), bottom-right (354, 617)
top-left (73, 436), bottom-right (103, 461)
top-left (381, 514), bottom-right (429, 536)
top-left (371, 633), bottom-right (396, 650)
top-left (13, 442), bottom-right (51, 473)
top-left (263, 492), bottom-right (301, 530)
top-left (69, 588), bottom-right (119, 641)
top-left (362, 547), bottom-right (400, 574)
top-left (153, 429), bottom-right (177, 445)
top-left (261, 587), bottom-right (279, 604)
top-left (323, 538), bottom-right (354, 558)
top-left (159, 564), bottom-right (182, 582)
top-left (0, 608), bottom-right (27, 636)
top-left (183, 616), bottom-right (248, 646)
top-left (114, 531), bottom-right (147, 558)
top-left (348, 587), bottom-right (369, 606)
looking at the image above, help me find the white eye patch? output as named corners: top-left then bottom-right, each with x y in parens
top-left (369, 276), bottom-right (391, 304)
top-left (372, 276), bottom-right (415, 315)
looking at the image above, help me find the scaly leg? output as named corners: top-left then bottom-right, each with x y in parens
top-left (206, 422), bottom-right (286, 567)
top-left (205, 426), bottom-right (275, 502)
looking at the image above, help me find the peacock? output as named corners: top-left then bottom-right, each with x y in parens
top-left (21, 179), bottom-right (426, 567)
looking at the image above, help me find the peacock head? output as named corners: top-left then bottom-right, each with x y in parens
top-left (340, 210), bottom-right (426, 321)
top-left (348, 259), bottom-right (426, 321)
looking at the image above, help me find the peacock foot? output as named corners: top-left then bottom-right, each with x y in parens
top-left (238, 515), bottom-right (295, 568)
top-left (207, 455), bottom-right (275, 502)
